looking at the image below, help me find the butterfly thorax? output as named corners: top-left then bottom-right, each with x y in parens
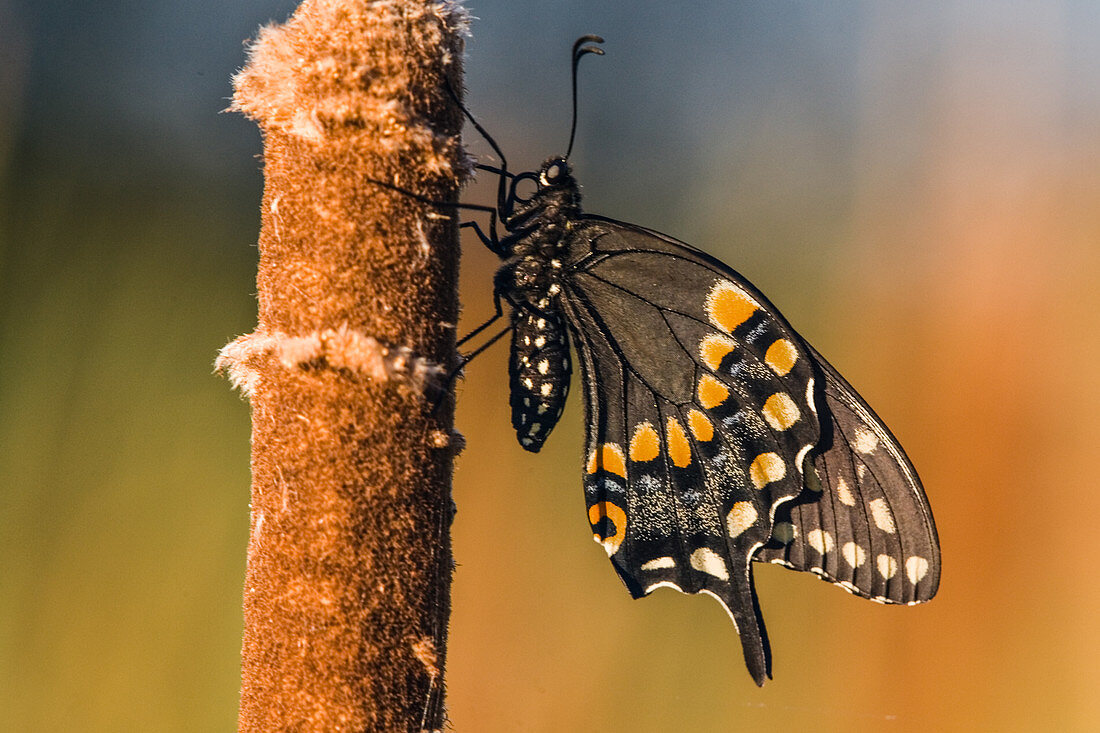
top-left (497, 159), bottom-right (582, 452)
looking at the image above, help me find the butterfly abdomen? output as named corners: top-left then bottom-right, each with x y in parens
top-left (508, 308), bottom-right (571, 452)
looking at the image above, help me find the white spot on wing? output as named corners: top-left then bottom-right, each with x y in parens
top-left (726, 502), bottom-right (758, 539)
top-left (842, 542), bottom-right (866, 568)
top-left (644, 580), bottom-right (684, 595)
top-left (854, 426), bottom-right (879, 454)
top-left (795, 443), bottom-right (813, 475)
top-left (877, 554), bottom-right (898, 579)
top-left (906, 556), bottom-right (930, 584)
top-left (836, 477), bottom-right (855, 506)
top-left (869, 498), bottom-right (896, 534)
top-left (689, 547), bottom-right (730, 580)
top-left (807, 529), bottom-right (834, 555)
top-left (641, 556), bottom-right (676, 571)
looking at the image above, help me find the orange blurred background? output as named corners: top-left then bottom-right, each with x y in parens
top-left (2, 2), bottom-right (1099, 730)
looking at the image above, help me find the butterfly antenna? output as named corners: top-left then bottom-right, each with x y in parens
top-left (565, 35), bottom-right (605, 160)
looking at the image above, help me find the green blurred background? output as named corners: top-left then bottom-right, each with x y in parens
top-left (3, 1), bottom-right (1099, 730)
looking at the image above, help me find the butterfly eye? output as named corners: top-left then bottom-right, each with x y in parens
top-left (540, 159), bottom-right (567, 186)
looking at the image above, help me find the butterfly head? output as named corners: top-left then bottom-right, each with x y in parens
top-left (539, 157), bottom-right (572, 187)
top-left (504, 156), bottom-right (582, 226)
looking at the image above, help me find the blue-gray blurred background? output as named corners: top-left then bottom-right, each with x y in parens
top-left (3, 1), bottom-right (1100, 730)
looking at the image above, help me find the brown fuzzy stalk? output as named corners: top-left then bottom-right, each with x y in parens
top-left (220, 1), bottom-right (469, 730)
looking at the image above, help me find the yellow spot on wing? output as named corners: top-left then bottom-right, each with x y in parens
top-left (706, 280), bottom-right (758, 333)
top-left (877, 554), bottom-right (898, 579)
top-left (687, 409), bottom-right (714, 442)
top-left (588, 501), bottom-right (627, 555)
top-left (765, 338), bottom-right (798, 376)
top-left (761, 392), bottom-right (801, 431)
top-left (699, 333), bottom-right (736, 371)
top-left (697, 374), bottom-right (730, 409)
top-left (726, 501), bottom-right (758, 538)
top-left (629, 422), bottom-right (660, 463)
top-left (586, 443), bottom-right (626, 478)
top-left (749, 452), bottom-right (786, 489)
top-left (666, 417), bottom-right (692, 468)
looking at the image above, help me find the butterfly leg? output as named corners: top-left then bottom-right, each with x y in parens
top-left (460, 218), bottom-right (506, 257)
top-left (457, 289), bottom-right (505, 348)
top-left (429, 288), bottom-right (512, 415)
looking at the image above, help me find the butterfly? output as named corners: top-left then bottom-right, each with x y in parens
top-left (453, 35), bottom-right (940, 686)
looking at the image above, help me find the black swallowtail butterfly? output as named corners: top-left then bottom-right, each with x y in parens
top-left (452, 35), bottom-right (940, 686)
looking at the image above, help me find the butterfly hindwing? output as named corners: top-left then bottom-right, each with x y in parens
top-left (558, 217), bottom-right (823, 684)
top-left (755, 345), bottom-right (940, 604)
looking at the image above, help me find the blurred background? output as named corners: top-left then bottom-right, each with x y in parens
top-left (2, 1), bottom-right (1098, 730)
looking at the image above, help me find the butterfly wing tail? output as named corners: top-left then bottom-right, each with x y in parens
top-left (708, 564), bottom-right (772, 686)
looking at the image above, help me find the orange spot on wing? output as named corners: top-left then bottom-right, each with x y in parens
top-left (764, 338), bottom-right (798, 376)
top-left (699, 334), bottom-right (736, 371)
top-left (762, 392), bottom-right (800, 431)
top-left (588, 501), bottom-right (627, 555)
top-left (666, 417), bottom-right (692, 468)
top-left (687, 409), bottom-right (714, 442)
top-left (697, 374), bottom-right (730, 409)
top-left (706, 281), bottom-right (758, 333)
top-left (586, 443), bottom-right (627, 478)
top-left (629, 422), bottom-right (660, 462)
